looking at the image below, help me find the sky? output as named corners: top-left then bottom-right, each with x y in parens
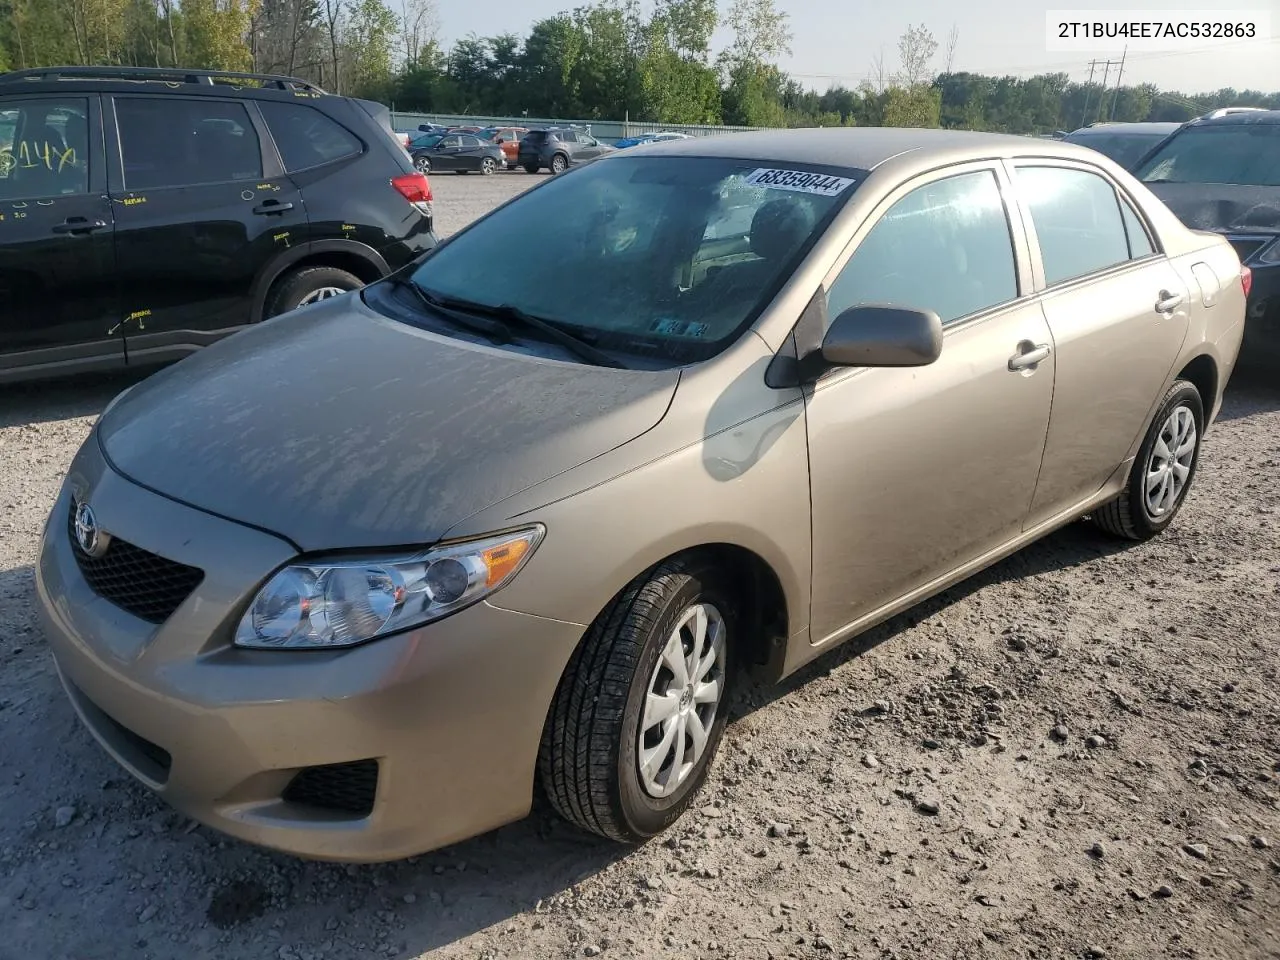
top-left (437, 0), bottom-right (1280, 94)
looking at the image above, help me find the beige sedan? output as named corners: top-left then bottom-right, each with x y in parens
top-left (36, 128), bottom-right (1247, 862)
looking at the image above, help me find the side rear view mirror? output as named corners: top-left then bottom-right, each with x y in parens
top-left (820, 305), bottom-right (943, 368)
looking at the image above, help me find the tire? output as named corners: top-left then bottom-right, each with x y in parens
top-left (523, 163), bottom-right (539, 174)
top-left (481, 157), bottom-right (496, 175)
top-left (414, 155), bottom-right (430, 173)
top-left (266, 265), bottom-right (363, 318)
top-left (538, 555), bottom-right (739, 843)
top-left (550, 153), bottom-right (568, 174)
top-left (1092, 379), bottom-right (1204, 541)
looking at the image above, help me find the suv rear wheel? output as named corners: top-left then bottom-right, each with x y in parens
top-left (523, 163), bottom-right (539, 174)
top-left (267, 265), bottom-right (364, 318)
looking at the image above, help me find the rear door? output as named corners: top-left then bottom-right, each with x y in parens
top-left (0, 93), bottom-right (121, 378)
top-left (1008, 161), bottom-right (1192, 529)
top-left (105, 94), bottom-right (308, 364)
top-left (454, 134), bottom-right (487, 170)
top-left (431, 135), bottom-right (464, 171)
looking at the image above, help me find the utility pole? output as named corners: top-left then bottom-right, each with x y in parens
top-left (1080, 60), bottom-right (1098, 128)
top-left (1108, 46), bottom-right (1128, 120)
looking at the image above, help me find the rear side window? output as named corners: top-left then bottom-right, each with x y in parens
top-left (827, 170), bottom-right (1018, 325)
top-left (1015, 166), bottom-right (1131, 285)
top-left (259, 101), bottom-right (361, 172)
top-left (1119, 197), bottom-right (1154, 257)
top-left (0, 97), bottom-right (90, 199)
top-left (116, 97), bottom-right (262, 189)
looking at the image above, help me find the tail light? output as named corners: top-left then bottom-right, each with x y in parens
top-left (391, 172), bottom-right (433, 217)
top-left (1240, 265), bottom-right (1252, 299)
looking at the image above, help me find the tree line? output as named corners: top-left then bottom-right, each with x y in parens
top-left (2, 0), bottom-right (1277, 133)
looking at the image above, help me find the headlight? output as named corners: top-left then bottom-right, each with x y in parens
top-left (234, 526), bottom-right (544, 650)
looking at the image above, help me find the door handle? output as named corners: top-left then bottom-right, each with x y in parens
top-left (52, 217), bottom-right (108, 235)
top-left (1155, 290), bottom-right (1184, 313)
top-left (1009, 342), bottom-right (1051, 371)
top-left (252, 200), bottom-right (295, 215)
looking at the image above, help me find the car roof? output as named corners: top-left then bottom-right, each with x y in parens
top-left (1067, 122), bottom-right (1182, 136)
top-left (1188, 109), bottom-right (1280, 126)
top-left (616, 126), bottom-right (1107, 172)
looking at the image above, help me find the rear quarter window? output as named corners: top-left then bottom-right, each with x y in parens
top-left (259, 101), bottom-right (362, 172)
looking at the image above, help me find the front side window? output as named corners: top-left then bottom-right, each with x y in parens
top-left (400, 157), bottom-right (860, 363)
top-left (259, 100), bottom-right (360, 172)
top-left (0, 97), bottom-right (90, 199)
top-left (1065, 132), bottom-right (1168, 168)
top-left (1015, 166), bottom-right (1131, 285)
top-left (1135, 123), bottom-right (1280, 187)
top-left (827, 170), bottom-right (1018, 326)
top-left (115, 98), bottom-right (262, 190)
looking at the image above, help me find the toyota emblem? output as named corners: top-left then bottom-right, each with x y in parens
top-left (73, 501), bottom-right (109, 558)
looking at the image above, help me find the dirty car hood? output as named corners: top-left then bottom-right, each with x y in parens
top-left (1145, 182), bottom-right (1280, 236)
top-left (97, 297), bottom-right (679, 551)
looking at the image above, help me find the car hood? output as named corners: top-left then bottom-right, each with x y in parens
top-left (97, 296), bottom-right (680, 552)
top-left (1145, 182), bottom-right (1280, 235)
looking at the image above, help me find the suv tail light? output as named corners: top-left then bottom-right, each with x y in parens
top-left (391, 172), bottom-right (432, 216)
top-left (1241, 265), bottom-right (1252, 298)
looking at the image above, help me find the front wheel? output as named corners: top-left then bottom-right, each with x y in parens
top-left (414, 155), bottom-right (430, 173)
top-left (538, 556), bottom-right (737, 842)
top-left (1092, 378), bottom-right (1204, 541)
top-left (481, 156), bottom-right (496, 175)
top-left (550, 153), bottom-right (568, 174)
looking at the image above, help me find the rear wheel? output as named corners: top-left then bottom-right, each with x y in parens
top-left (538, 556), bottom-right (738, 842)
top-left (481, 156), bottom-right (497, 175)
top-left (266, 266), bottom-right (363, 319)
top-left (523, 163), bottom-right (539, 174)
top-left (413, 155), bottom-right (431, 173)
top-left (1092, 379), bottom-right (1204, 541)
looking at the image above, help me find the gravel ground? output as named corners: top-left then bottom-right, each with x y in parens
top-left (1, 174), bottom-right (1278, 960)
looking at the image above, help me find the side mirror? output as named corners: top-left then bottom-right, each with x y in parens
top-left (820, 305), bottom-right (943, 368)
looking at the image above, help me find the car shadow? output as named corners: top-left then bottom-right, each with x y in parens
top-left (0, 370), bottom-right (149, 429)
top-left (1214, 366), bottom-right (1280, 422)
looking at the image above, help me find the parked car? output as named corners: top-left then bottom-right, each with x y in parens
top-left (37, 127), bottom-right (1245, 863)
top-left (517, 126), bottom-right (613, 173)
top-left (1062, 121), bottom-right (1182, 168)
top-left (0, 66), bottom-right (437, 385)
top-left (614, 131), bottom-right (694, 149)
top-left (1133, 108), bottom-right (1280, 367)
top-left (477, 125), bottom-right (528, 167)
top-left (409, 132), bottom-right (504, 175)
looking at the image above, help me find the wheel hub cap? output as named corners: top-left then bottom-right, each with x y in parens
top-left (1143, 404), bottom-right (1197, 518)
top-left (637, 602), bottom-right (727, 799)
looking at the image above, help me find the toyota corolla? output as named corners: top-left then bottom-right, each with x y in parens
top-left (37, 128), bottom-right (1246, 862)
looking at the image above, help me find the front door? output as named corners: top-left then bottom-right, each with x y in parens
top-left (1007, 162), bottom-right (1193, 528)
top-left (804, 165), bottom-right (1055, 644)
top-left (0, 93), bottom-right (120, 377)
top-left (431, 135), bottom-right (465, 171)
top-left (105, 94), bottom-right (307, 362)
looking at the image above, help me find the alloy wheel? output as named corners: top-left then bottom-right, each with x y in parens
top-left (297, 286), bottom-right (347, 306)
top-left (1144, 404), bottom-right (1197, 518)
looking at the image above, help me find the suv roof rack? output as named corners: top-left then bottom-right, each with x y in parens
top-left (1199, 106), bottom-right (1267, 120)
top-left (0, 65), bottom-right (326, 94)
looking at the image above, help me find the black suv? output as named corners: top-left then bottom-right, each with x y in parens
top-left (1133, 108), bottom-right (1280, 368)
top-left (517, 127), bottom-right (612, 175)
top-left (0, 66), bottom-right (437, 384)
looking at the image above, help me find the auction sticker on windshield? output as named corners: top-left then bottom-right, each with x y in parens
top-left (743, 168), bottom-right (856, 196)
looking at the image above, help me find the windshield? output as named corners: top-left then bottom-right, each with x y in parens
top-left (410, 133), bottom-right (443, 148)
top-left (1066, 131), bottom-right (1169, 168)
top-left (1136, 123), bottom-right (1280, 187)
top-left (401, 156), bottom-right (859, 364)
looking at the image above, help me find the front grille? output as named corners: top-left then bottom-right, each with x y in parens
top-left (67, 503), bottom-right (204, 624)
top-left (1227, 236), bottom-right (1269, 264)
top-left (282, 760), bottom-right (379, 816)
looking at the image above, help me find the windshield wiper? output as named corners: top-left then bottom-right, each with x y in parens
top-left (392, 276), bottom-right (515, 345)
top-left (417, 290), bottom-right (627, 369)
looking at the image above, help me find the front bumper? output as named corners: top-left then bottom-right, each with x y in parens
top-left (35, 435), bottom-right (583, 862)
